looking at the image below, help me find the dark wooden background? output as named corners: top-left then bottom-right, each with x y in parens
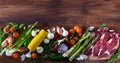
top-left (0, 0), bottom-right (120, 63)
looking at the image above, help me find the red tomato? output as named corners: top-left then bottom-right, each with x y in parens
top-left (12, 52), bottom-right (20, 59)
top-left (4, 27), bottom-right (10, 33)
top-left (10, 26), bottom-right (16, 32)
top-left (32, 52), bottom-right (38, 59)
top-left (13, 32), bottom-right (19, 38)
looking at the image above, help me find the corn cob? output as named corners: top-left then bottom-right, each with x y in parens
top-left (28, 29), bottom-right (48, 52)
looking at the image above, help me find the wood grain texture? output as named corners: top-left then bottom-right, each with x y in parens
top-left (0, 0), bottom-right (119, 63)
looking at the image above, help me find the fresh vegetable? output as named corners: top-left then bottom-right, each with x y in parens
top-left (47, 29), bottom-right (54, 40)
top-left (5, 49), bottom-right (14, 56)
top-left (12, 52), bottom-right (20, 59)
top-left (13, 32), bottom-right (19, 38)
top-left (28, 29), bottom-right (48, 52)
top-left (10, 26), bottom-right (16, 32)
top-left (69, 33), bottom-right (92, 61)
top-left (32, 52), bottom-right (38, 59)
top-left (25, 51), bottom-right (31, 58)
top-left (70, 39), bottom-right (76, 46)
top-left (49, 53), bottom-right (64, 60)
top-left (11, 22), bottom-right (38, 51)
top-left (36, 46), bottom-right (44, 53)
top-left (73, 25), bottom-right (82, 36)
top-left (108, 46), bottom-right (120, 63)
top-left (69, 28), bottom-right (75, 34)
top-left (44, 39), bottom-right (50, 44)
top-left (0, 27), bottom-right (5, 52)
top-left (17, 47), bottom-right (27, 53)
top-left (3, 26), bottom-right (10, 33)
top-left (62, 27), bottom-right (69, 37)
top-left (58, 43), bottom-right (69, 54)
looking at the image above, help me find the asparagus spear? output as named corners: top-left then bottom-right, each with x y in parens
top-left (11, 22), bottom-right (38, 51)
top-left (0, 27), bottom-right (5, 52)
top-left (69, 32), bottom-right (92, 61)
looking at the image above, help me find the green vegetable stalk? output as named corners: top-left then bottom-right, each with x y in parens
top-left (0, 27), bottom-right (5, 52)
top-left (69, 32), bottom-right (92, 61)
top-left (108, 46), bottom-right (120, 63)
top-left (11, 22), bottom-right (38, 51)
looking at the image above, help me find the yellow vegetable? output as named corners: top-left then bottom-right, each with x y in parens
top-left (28, 29), bottom-right (48, 52)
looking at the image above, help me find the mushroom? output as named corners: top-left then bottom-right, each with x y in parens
top-left (61, 27), bottom-right (68, 37)
top-left (36, 46), bottom-right (44, 53)
top-left (25, 51), bottom-right (31, 58)
top-left (47, 29), bottom-right (54, 40)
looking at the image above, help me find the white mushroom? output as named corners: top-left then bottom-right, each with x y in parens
top-left (21, 54), bottom-right (26, 61)
top-left (25, 51), bottom-right (31, 58)
top-left (5, 49), bottom-right (14, 56)
top-left (61, 27), bottom-right (68, 37)
top-left (44, 38), bottom-right (50, 44)
top-left (36, 46), bottom-right (44, 53)
top-left (76, 53), bottom-right (88, 61)
top-left (57, 38), bottom-right (65, 45)
top-left (47, 29), bottom-right (54, 40)
top-left (31, 29), bottom-right (39, 37)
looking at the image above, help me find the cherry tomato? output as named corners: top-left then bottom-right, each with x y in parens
top-left (53, 32), bottom-right (59, 40)
top-left (10, 26), bottom-right (16, 32)
top-left (13, 32), bottom-right (19, 38)
top-left (69, 28), bottom-right (75, 34)
top-left (74, 25), bottom-right (82, 36)
top-left (4, 27), bottom-right (10, 33)
top-left (54, 45), bottom-right (59, 50)
top-left (53, 45), bottom-right (59, 52)
top-left (12, 52), bottom-right (20, 59)
top-left (70, 39), bottom-right (76, 46)
top-left (32, 52), bottom-right (38, 59)
top-left (73, 36), bottom-right (79, 41)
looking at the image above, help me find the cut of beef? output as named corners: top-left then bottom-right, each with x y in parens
top-left (85, 27), bottom-right (119, 60)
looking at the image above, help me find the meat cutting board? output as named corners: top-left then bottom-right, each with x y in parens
top-left (0, 0), bottom-right (120, 63)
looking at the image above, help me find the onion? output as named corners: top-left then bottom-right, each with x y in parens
top-left (58, 43), bottom-right (68, 54)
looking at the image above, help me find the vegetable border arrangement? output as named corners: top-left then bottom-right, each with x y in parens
top-left (0, 22), bottom-right (119, 63)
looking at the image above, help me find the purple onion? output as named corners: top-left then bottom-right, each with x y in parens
top-left (58, 43), bottom-right (68, 54)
